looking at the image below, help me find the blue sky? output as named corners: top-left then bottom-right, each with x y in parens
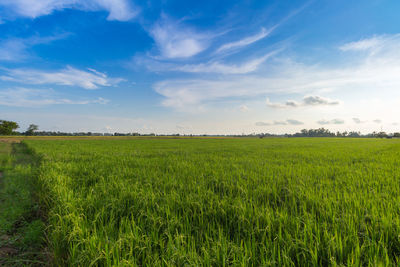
top-left (0, 0), bottom-right (399, 134)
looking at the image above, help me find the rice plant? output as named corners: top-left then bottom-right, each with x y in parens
top-left (23, 137), bottom-right (400, 266)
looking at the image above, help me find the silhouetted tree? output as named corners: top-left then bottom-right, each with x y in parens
top-left (347, 131), bottom-right (361, 137)
top-left (25, 124), bottom-right (39, 136)
top-left (377, 132), bottom-right (387, 138)
top-left (0, 120), bottom-right (19, 135)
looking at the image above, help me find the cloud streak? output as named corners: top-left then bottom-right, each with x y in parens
top-left (155, 33), bottom-right (400, 111)
top-left (0, 88), bottom-right (109, 107)
top-left (339, 34), bottom-right (400, 52)
top-left (255, 119), bottom-right (304, 126)
top-left (216, 27), bottom-right (273, 53)
top-left (142, 50), bottom-right (278, 74)
top-left (0, 0), bottom-right (138, 21)
top-left (149, 16), bottom-right (211, 59)
top-left (266, 95), bottom-right (340, 108)
top-left (317, 119), bottom-right (345, 125)
top-left (255, 121), bottom-right (270, 126)
top-left (174, 51), bottom-right (278, 74)
top-left (0, 33), bottom-right (69, 62)
top-left (239, 104), bottom-right (249, 112)
top-left (352, 118), bottom-right (366, 124)
top-left (0, 66), bottom-right (123, 89)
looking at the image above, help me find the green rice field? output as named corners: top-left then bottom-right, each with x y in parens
top-left (12, 138), bottom-right (400, 265)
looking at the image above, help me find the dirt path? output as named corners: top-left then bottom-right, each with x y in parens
top-left (0, 142), bottom-right (48, 266)
top-left (0, 166), bottom-right (18, 261)
top-left (0, 172), bottom-right (15, 258)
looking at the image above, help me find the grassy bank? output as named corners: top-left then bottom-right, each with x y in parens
top-left (0, 142), bottom-right (46, 266)
top-left (22, 137), bottom-right (400, 266)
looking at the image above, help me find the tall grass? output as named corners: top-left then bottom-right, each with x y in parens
top-left (0, 142), bottom-right (46, 266)
top-left (25, 138), bottom-right (400, 266)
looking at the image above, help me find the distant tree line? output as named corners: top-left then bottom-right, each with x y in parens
top-left (0, 120), bottom-right (399, 138)
top-left (259, 128), bottom-right (398, 138)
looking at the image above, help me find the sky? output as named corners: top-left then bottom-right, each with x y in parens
top-left (0, 0), bottom-right (399, 134)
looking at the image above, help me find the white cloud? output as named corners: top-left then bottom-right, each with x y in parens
top-left (266, 95), bottom-right (340, 108)
top-left (154, 77), bottom-right (282, 110)
top-left (373, 119), bottom-right (382, 124)
top-left (286, 119), bottom-right (304, 125)
top-left (340, 37), bottom-right (383, 52)
top-left (137, 50), bottom-right (279, 74)
top-left (0, 66), bottom-right (123, 89)
top-left (255, 119), bottom-right (303, 126)
top-left (339, 35), bottom-right (400, 52)
top-left (255, 121), bottom-right (270, 126)
top-left (149, 16), bottom-right (210, 59)
top-left (154, 74), bottom-right (346, 110)
top-left (216, 27), bottom-right (273, 53)
top-left (155, 33), bottom-right (400, 111)
top-left (0, 38), bottom-right (28, 61)
top-left (0, 87), bottom-right (109, 107)
top-left (317, 119), bottom-right (345, 125)
top-left (0, 34), bottom-right (69, 62)
top-left (352, 118), bottom-right (366, 124)
top-left (239, 104), bottom-right (249, 112)
top-left (174, 51), bottom-right (278, 74)
top-left (0, 0), bottom-right (138, 21)
top-left (273, 121), bottom-right (287, 125)
top-left (302, 96), bottom-right (340, 106)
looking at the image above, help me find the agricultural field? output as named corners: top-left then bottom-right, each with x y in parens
top-left (2, 137), bottom-right (400, 266)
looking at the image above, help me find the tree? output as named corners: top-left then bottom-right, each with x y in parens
top-left (348, 131), bottom-right (361, 137)
top-left (377, 131), bottom-right (387, 138)
top-left (25, 124), bottom-right (39, 136)
top-left (0, 120), bottom-right (19, 135)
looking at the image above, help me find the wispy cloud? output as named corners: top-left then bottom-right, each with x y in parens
top-left (213, 2), bottom-right (309, 55)
top-left (0, 38), bottom-right (28, 61)
top-left (149, 15), bottom-right (211, 59)
top-left (0, 33), bottom-right (69, 62)
top-left (255, 119), bottom-right (303, 126)
top-left (0, 87), bottom-right (109, 107)
top-left (352, 118), bottom-right (366, 124)
top-left (155, 33), bottom-right (400, 111)
top-left (154, 74), bottom-right (345, 110)
top-left (154, 77), bottom-right (280, 109)
top-left (273, 121), bottom-right (287, 125)
top-left (317, 119), bottom-right (345, 125)
top-left (255, 121), bottom-right (270, 126)
top-left (373, 119), bottom-right (382, 124)
top-left (239, 104), bottom-right (249, 112)
top-left (216, 27), bottom-right (274, 53)
top-left (0, 0), bottom-right (138, 21)
top-left (339, 34), bottom-right (400, 52)
top-left (0, 66), bottom-right (123, 89)
top-left (266, 95), bottom-right (340, 108)
top-left (142, 50), bottom-right (278, 74)
top-left (286, 119), bottom-right (304, 125)
top-left (174, 51), bottom-right (278, 74)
